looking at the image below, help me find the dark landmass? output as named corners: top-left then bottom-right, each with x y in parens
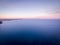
top-left (0, 19), bottom-right (22, 24)
top-left (0, 19), bottom-right (22, 21)
top-left (0, 21), bottom-right (2, 24)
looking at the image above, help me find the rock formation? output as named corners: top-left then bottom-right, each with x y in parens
top-left (0, 21), bottom-right (2, 24)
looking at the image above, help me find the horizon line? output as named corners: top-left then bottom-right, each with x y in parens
top-left (0, 18), bottom-right (60, 19)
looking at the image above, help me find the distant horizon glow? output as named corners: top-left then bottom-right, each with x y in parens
top-left (0, 15), bottom-right (60, 19)
top-left (0, 0), bottom-right (60, 19)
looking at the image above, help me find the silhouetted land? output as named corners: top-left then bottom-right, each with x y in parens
top-left (0, 21), bottom-right (2, 24)
top-left (0, 19), bottom-right (22, 21)
top-left (0, 19), bottom-right (22, 24)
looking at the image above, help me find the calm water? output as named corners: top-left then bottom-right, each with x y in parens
top-left (0, 19), bottom-right (60, 45)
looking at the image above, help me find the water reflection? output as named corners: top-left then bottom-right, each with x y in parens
top-left (0, 19), bottom-right (60, 45)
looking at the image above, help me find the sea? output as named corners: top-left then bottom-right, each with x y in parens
top-left (0, 19), bottom-right (60, 45)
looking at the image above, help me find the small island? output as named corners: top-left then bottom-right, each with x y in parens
top-left (0, 21), bottom-right (2, 24)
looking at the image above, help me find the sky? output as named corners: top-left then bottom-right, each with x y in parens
top-left (0, 0), bottom-right (60, 19)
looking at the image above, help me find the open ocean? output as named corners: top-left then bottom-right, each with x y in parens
top-left (0, 19), bottom-right (60, 45)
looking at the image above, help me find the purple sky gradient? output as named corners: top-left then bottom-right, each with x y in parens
top-left (0, 0), bottom-right (60, 19)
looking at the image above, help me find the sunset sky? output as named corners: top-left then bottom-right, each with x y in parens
top-left (0, 0), bottom-right (60, 19)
